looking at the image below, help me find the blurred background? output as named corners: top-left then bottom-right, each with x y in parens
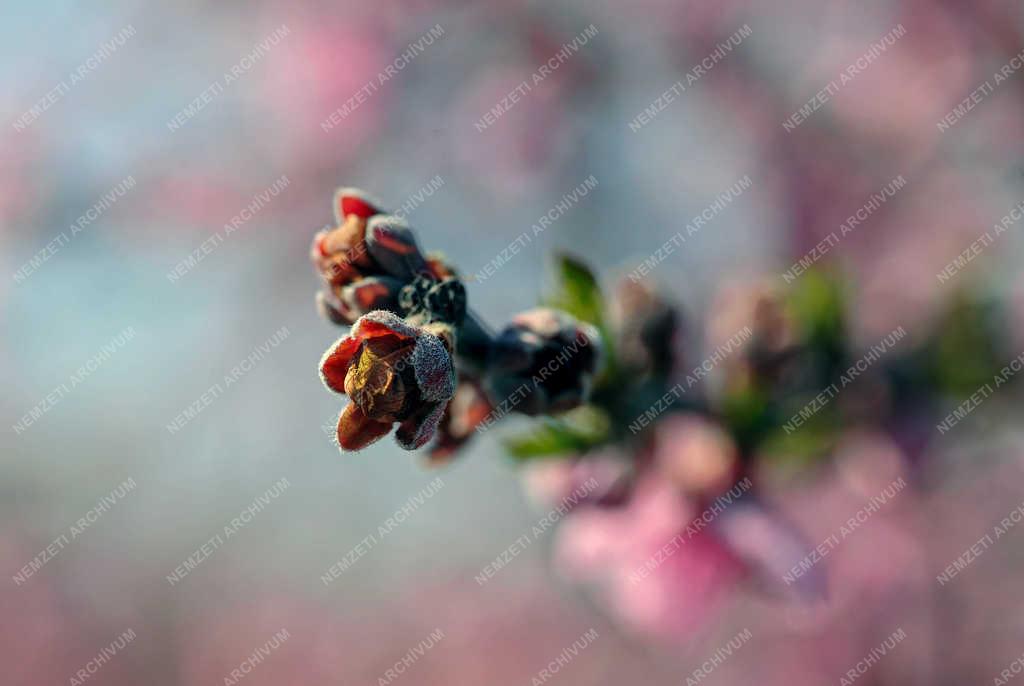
top-left (4, 0), bottom-right (1024, 684)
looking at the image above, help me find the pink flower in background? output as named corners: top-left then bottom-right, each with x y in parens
top-left (653, 414), bottom-right (739, 497)
top-left (262, 21), bottom-right (389, 168)
top-left (521, 448), bottom-right (630, 509)
top-left (555, 473), bottom-right (744, 640)
top-left (541, 414), bottom-right (830, 641)
top-left (809, 6), bottom-right (974, 157)
top-left (452, 62), bottom-right (577, 198)
top-left (851, 172), bottom-right (989, 344)
top-left (145, 174), bottom-right (253, 232)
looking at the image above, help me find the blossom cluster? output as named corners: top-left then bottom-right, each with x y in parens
top-left (311, 185), bottom-right (1024, 643)
top-left (313, 188), bottom-right (600, 454)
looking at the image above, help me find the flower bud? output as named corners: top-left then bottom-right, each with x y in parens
top-left (610, 279), bottom-right (681, 377)
top-left (486, 307), bottom-right (601, 416)
top-left (320, 310), bottom-right (456, 451)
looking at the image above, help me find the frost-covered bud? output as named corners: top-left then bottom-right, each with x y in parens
top-left (318, 276), bottom-right (406, 325)
top-left (428, 378), bottom-right (494, 464)
top-left (399, 274), bottom-right (467, 327)
top-left (486, 308), bottom-right (601, 416)
top-left (311, 188), bottom-right (432, 325)
top-left (320, 311), bottom-right (456, 451)
top-left (311, 187), bottom-right (382, 285)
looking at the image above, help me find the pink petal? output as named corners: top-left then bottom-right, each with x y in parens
top-left (610, 530), bottom-right (740, 641)
top-left (714, 501), bottom-right (827, 601)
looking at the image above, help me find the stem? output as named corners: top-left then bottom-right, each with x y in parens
top-left (455, 308), bottom-right (495, 376)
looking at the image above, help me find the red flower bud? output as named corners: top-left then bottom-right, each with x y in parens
top-left (320, 310), bottom-right (456, 451)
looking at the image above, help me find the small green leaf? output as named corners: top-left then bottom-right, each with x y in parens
top-left (786, 268), bottom-right (846, 349)
top-left (546, 254), bottom-right (604, 328)
top-left (719, 383), bottom-right (773, 451)
top-left (929, 292), bottom-right (1008, 395)
top-left (760, 421), bottom-right (838, 466)
top-left (562, 404), bottom-right (612, 439)
top-left (503, 421), bottom-right (584, 459)
top-left (544, 253), bottom-right (621, 384)
top-left (503, 406), bottom-right (611, 460)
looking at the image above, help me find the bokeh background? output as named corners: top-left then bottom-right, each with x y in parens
top-left (4, 0), bottom-right (1024, 684)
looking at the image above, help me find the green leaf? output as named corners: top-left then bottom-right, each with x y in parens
top-left (759, 419), bottom-right (838, 466)
top-left (503, 422), bottom-right (584, 459)
top-left (545, 254), bottom-right (604, 328)
top-left (786, 268), bottom-right (846, 349)
top-left (719, 382), bottom-right (773, 452)
top-left (929, 292), bottom-right (1008, 395)
top-left (503, 406), bottom-right (611, 460)
top-left (543, 253), bottom-right (621, 384)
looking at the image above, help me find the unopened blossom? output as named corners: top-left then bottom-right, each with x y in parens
top-left (428, 378), bottom-right (494, 463)
top-left (610, 279), bottom-right (682, 378)
top-left (486, 307), bottom-right (601, 416)
top-left (653, 415), bottom-right (739, 497)
top-left (399, 273), bottom-right (468, 328)
top-left (311, 188), bottom-right (435, 324)
top-left (320, 310), bottom-right (455, 451)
